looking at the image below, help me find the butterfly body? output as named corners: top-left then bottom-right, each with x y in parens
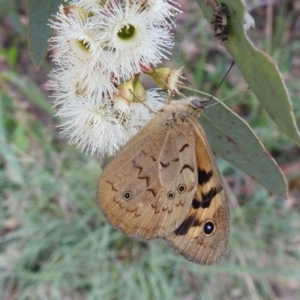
top-left (98, 98), bottom-right (230, 264)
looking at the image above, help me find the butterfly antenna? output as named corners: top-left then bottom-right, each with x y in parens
top-left (205, 86), bottom-right (250, 109)
top-left (206, 61), bottom-right (235, 106)
top-left (221, 86), bottom-right (250, 102)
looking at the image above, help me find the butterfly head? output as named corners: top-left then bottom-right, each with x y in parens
top-left (161, 97), bottom-right (209, 124)
top-left (189, 97), bottom-right (209, 112)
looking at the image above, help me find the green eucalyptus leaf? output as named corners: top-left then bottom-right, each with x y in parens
top-left (201, 99), bottom-right (288, 198)
top-left (196, 0), bottom-right (300, 146)
top-left (28, 0), bottom-right (64, 69)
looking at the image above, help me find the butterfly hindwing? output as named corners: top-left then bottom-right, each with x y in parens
top-left (164, 117), bottom-right (230, 265)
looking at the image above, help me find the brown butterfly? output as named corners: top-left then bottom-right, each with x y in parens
top-left (210, 2), bottom-right (230, 42)
top-left (98, 97), bottom-right (230, 265)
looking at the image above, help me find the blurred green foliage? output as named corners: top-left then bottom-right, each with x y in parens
top-left (0, 0), bottom-right (300, 299)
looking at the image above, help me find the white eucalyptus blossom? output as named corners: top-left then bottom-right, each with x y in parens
top-left (49, 11), bottom-right (101, 66)
top-left (49, 66), bottom-right (117, 106)
top-left (49, 0), bottom-right (180, 156)
top-left (92, 1), bottom-right (174, 79)
top-left (145, 0), bottom-right (181, 27)
top-left (69, 0), bottom-right (105, 10)
top-left (129, 89), bottom-right (166, 124)
top-left (122, 89), bottom-right (167, 137)
top-left (56, 97), bottom-right (130, 155)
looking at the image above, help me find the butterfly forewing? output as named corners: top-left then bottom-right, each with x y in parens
top-left (98, 107), bottom-right (198, 239)
top-left (164, 117), bottom-right (230, 265)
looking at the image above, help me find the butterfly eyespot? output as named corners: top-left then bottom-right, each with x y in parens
top-left (123, 191), bottom-right (132, 201)
top-left (203, 220), bottom-right (216, 236)
top-left (177, 184), bottom-right (186, 194)
top-left (167, 191), bottom-right (175, 199)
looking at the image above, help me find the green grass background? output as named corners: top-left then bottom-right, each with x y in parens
top-left (1, 0), bottom-right (300, 299)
